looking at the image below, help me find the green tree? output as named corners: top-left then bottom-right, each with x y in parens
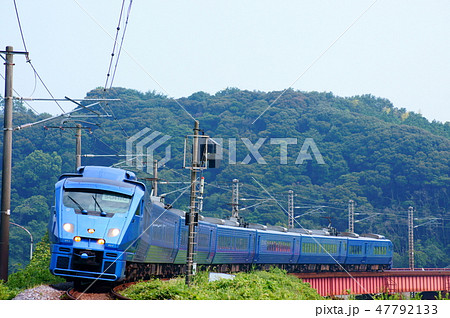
top-left (12, 150), bottom-right (62, 201)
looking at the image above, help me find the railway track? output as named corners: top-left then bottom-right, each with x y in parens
top-left (64, 283), bottom-right (132, 300)
top-left (65, 287), bottom-right (112, 300)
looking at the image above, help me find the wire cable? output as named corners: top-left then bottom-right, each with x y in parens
top-left (104, 0), bottom-right (126, 89)
top-left (12, 0), bottom-right (66, 113)
top-left (98, 0), bottom-right (135, 138)
top-left (13, 0), bottom-right (28, 53)
top-left (72, 0), bottom-right (197, 123)
top-left (252, 0), bottom-right (379, 123)
top-left (251, 176), bottom-right (375, 298)
top-left (109, 0), bottom-right (133, 89)
top-left (27, 62), bottom-right (66, 113)
top-left (77, 176), bottom-right (193, 298)
top-left (0, 71), bottom-right (39, 114)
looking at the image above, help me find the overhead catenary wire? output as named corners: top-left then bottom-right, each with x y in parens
top-left (72, 0), bottom-right (197, 123)
top-left (108, 0), bottom-right (133, 90)
top-left (12, 0), bottom-right (66, 114)
top-left (0, 71), bottom-right (39, 114)
top-left (97, 0), bottom-right (135, 139)
top-left (243, 185), bottom-right (417, 229)
top-left (159, 184), bottom-right (193, 197)
top-left (14, 0), bottom-right (130, 147)
top-left (1, 7), bottom-right (37, 99)
top-left (77, 175), bottom-right (194, 298)
top-left (104, 0), bottom-right (127, 90)
top-left (12, 0), bottom-right (28, 53)
top-left (250, 176), bottom-right (375, 298)
top-left (252, 0), bottom-right (379, 124)
top-left (282, 191), bottom-right (415, 218)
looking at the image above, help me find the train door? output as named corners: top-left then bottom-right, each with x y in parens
top-left (206, 228), bottom-right (215, 263)
top-left (127, 200), bottom-right (143, 250)
top-left (291, 237), bottom-right (298, 263)
top-left (363, 242), bottom-right (368, 264)
top-left (256, 235), bottom-right (261, 262)
top-left (170, 218), bottom-right (181, 261)
top-left (247, 233), bottom-right (255, 262)
top-left (48, 206), bottom-right (57, 242)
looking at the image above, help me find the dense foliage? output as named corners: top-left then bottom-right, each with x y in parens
top-left (121, 268), bottom-right (323, 300)
top-left (1, 87), bottom-right (448, 273)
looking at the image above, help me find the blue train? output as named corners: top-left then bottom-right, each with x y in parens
top-left (49, 166), bottom-right (393, 284)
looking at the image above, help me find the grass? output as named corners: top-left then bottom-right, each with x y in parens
top-left (0, 234), bottom-right (65, 300)
top-left (121, 267), bottom-right (324, 300)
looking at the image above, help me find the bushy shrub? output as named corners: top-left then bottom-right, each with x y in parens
top-left (121, 267), bottom-right (324, 300)
top-left (0, 233), bottom-right (64, 299)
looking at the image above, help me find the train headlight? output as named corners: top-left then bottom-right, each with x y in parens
top-left (87, 228), bottom-right (95, 234)
top-left (74, 236), bottom-right (81, 242)
top-left (97, 239), bottom-right (105, 245)
top-left (63, 223), bottom-right (74, 233)
top-left (107, 228), bottom-right (120, 237)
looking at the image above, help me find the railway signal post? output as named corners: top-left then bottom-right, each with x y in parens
top-left (183, 121), bottom-right (219, 285)
top-left (186, 120), bottom-right (200, 285)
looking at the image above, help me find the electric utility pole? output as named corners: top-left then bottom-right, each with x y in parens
top-left (0, 47), bottom-right (112, 281)
top-left (44, 124), bottom-right (92, 170)
top-left (288, 190), bottom-right (294, 229)
top-left (0, 46), bottom-right (28, 281)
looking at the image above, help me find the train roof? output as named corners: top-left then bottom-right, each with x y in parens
top-left (151, 196), bottom-right (389, 240)
top-left (59, 166), bottom-right (145, 191)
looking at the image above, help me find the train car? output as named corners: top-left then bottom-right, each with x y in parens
top-left (344, 235), bottom-right (393, 271)
top-left (298, 234), bottom-right (348, 271)
top-left (212, 226), bottom-right (255, 264)
top-left (254, 230), bottom-right (299, 265)
top-left (49, 166), bottom-right (393, 285)
top-left (49, 166), bottom-right (146, 282)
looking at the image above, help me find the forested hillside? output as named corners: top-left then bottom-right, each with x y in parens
top-left (1, 87), bottom-right (449, 272)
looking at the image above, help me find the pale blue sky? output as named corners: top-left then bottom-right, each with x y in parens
top-left (1, 0), bottom-right (449, 123)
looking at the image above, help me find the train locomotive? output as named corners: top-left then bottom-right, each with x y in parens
top-left (49, 166), bottom-right (393, 284)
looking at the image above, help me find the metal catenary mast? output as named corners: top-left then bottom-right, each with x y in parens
top-left (183, 120), bottom-right (219, 285)
top-left (288, 190), bottom-right (294, 229)
top-left (348, 199), bottom-right (355, 233)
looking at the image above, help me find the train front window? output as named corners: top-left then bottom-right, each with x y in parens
top-left (63, 189), bottom-right (132, 215)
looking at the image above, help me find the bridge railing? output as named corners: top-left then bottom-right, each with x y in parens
top-left (391, 268), bottom-right (450, 271)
